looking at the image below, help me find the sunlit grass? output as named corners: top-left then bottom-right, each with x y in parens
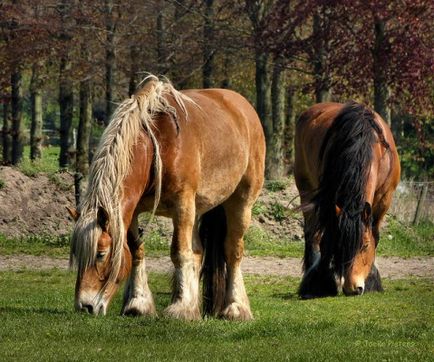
top-left (1, 219), bottom-right (432, 259)
top-left (0, 270), bottom-right (432, 361)
top-left (18, 146), bottom-right (60, 176)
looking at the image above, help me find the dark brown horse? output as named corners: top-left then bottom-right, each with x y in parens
top-left (68, 76), bottom-right (265, 320)
top-left (294, 102), bottom-right (400, 298)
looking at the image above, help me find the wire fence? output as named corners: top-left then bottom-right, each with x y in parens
top-left (389, 181), bottom-right (434, 224)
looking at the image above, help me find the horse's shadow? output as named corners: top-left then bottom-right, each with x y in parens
top-left (271, 292), bottom-right (298, 300)
top-left (0, 306), bottom-right (69, 316)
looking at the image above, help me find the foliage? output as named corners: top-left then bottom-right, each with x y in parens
top-left (270, 202), bottom-right (288, 221)
top-left (265, 179), bottom-right (289, 192)
top-left (18, 146), bottom-right (60, 176)
top-left (0, 270), bottom-right (432, 361)
top-left (397, 117), bottom-right (434, 179)
top-left (0, 0), bottom-right (432, 178)
top-left (251, 201), bottom-right (267, 217)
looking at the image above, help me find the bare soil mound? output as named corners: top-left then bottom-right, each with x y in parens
top-left (0, 167), bottom-right (75, 238)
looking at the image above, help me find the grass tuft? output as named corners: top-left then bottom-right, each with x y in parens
top-left (265, 179), bottom-right (289, 192)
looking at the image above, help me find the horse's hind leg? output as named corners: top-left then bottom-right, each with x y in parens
top-left (220, 194), bottom-right (254, 321)
top-left (122, 216), bottom-right (156, 316)
top-left (301, 209), bottom-right (321, 273)
top-left (165, 191), bottom-right (202, 320)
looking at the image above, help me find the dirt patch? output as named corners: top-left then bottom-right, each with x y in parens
top-left (0, 167), bottom-right (75, 238)
top-left (0, 255), bottom-right (432, 280)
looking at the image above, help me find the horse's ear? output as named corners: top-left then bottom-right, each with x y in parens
top-left (66, 206), bottom-right (80, 221)
top-left (335, 205), bottom-right (342, 217)
top-left (97, 206), bottom-right (109, 232)
top-left (362, 202), bottom-right (372, 225)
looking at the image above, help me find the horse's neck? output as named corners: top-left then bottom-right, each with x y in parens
top-left (120, 133), bottom-right (155, 230)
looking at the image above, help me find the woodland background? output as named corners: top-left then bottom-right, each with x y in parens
top-left (0, 0), bottom-right (433, 184)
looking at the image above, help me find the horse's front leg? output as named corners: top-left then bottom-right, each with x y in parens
top-left (165, 193), bottom-right (202, 320)
top-left (122, 217), bottom-right (156, 316)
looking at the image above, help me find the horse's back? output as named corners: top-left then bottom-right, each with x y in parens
top-left (158, 88), bottom-right (265, 214)
top-left (295, 103), bottom-right (343, 191)
top-left (295, 102), bottom-right (400, 201)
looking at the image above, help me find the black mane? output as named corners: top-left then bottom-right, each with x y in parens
top-left (313, 101), bottom-right (388, 277)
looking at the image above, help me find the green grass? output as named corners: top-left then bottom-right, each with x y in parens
top-left (244, 226), bottom-right (304, 257)
top-left (1, 219), bottom-right (432, 259)
top-left (18, 145), bottom-right (60, 176)
top-left (0, 270), bottom-right (432, 361)
top-left (378, 218), bottom-right (434, 257)
top-left (0, 234), bottom-right (70, 257)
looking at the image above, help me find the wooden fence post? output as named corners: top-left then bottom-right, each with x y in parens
top-left (413, 184), bottom-right (428, 225)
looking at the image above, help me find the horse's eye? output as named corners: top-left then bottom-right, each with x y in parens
top-left (96, 251), bottom-right (107, 261)
top-left (361, 244), bottom-right (369, 251)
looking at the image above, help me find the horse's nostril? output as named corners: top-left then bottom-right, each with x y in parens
top-left (81, 304), bottom-right (94, 314)
top-left (356, 286), bottom-right (364, 295)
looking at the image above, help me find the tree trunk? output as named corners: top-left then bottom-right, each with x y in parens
top-left (59, 57), bottom-right (74, 168)
top-left (156, 1), bottom-right (167, 75)
top-left (267, 58), bottom-right (286, 179)
top-left (105, 0), bottom-right (116, 125)
top-left (11, 69), bottom-right (23, 165)
top-left (373, 20), bottom-right (391, 125)
top-left (171, 0), bottom-right (188, 88)
top-left (58, 0), bottom-right (74, 168)
top-left (313, 8), bottom-right (332, 103)
top-left (255, 50), bottom-right (272, 140)
top-left (284, 85), bottom-right (296, 172)
top-left (30, 62), bottom-right (44, 160)
top-left (76, 77), bottom-right (92, 205)
top-left (246, 0), bottom-right (273, 176)
top-left (221, 56), bottom-right (232, 89)
top-left (77, 79), bottom-right (92, 178)
top-left (203, 0), bottom-right (215, 88)
top-left (129, 45), bottom-right (140, 96)
top-left (2, 102), bottom-right (11, 164)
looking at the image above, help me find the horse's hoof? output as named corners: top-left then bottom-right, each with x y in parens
top-left (220, 302), bottom-right (253, 321)
top-left (164, 302), bottom-right (201, 321)
top-left (122, 297), bottom-right (156, 317)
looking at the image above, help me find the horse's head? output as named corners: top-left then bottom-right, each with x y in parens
top-left (68, 206), bottom-right (132, 315)
top-left (336, 202), bottom-right (376, 296)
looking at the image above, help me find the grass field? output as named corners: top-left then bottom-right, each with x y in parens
top-left (1, 151), bottom-right (433, 360)
top-left (0, 270), bottom-right (432, 361)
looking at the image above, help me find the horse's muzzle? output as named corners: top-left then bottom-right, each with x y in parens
top-left (343, 286), bottom-right (364, 296)
top-left (76, 301), bottom-right (106, 315)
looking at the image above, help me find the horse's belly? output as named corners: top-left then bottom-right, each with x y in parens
top-left (195, 184), bottom-right (237, 215)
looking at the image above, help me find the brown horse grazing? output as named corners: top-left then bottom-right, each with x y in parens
top-left (294, 102), bottom-right (400, 298)
top-left (67, 76), bottom-right (265, 320)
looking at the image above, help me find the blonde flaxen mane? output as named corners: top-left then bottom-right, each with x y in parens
top-left (70, 75), bottom-right (191, 283)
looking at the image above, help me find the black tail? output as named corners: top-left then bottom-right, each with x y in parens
top-left (199, 205), bottom-right (227, 316)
